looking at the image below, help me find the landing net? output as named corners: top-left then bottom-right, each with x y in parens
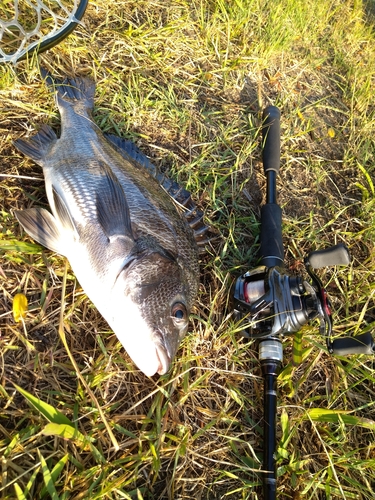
top-left (0, 0), bottom-right (88, 63)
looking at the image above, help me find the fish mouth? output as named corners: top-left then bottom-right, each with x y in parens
top-left (154, 334), bottom-right (172, 375)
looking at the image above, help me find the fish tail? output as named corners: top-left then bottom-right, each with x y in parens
top-left (41, 68), bottom-right (95, 112)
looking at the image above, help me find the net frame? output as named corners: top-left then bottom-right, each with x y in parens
top-left (0, 0), bottom-right (88, 63)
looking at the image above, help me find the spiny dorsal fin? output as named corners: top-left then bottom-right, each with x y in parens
top-left (102, 136), bottom-right (218, 251)
top-left (104, 133), bottom-right (216, 246)
top-left (105, 134), bottom-right (158, 177)
top-left (104, 134), bottom-right (188, 201)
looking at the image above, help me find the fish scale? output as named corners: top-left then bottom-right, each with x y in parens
top-left (13, 72), bottom-right (201, 377)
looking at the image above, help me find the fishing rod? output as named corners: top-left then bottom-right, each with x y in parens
top-left (232, 106), bottom-right (375, 499)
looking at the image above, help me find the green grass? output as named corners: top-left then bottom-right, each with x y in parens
top-left (1, 0), bottom-right (375, 498)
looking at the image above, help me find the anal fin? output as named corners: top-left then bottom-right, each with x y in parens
top-left (13, 124), bottom-right (57, 165)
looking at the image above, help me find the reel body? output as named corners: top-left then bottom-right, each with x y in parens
top-left (233, 264), bottom-right (320, 338)
top-left (233, 243), bottom-right (374, 355)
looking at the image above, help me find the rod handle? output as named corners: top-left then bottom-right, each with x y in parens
top-left (262, 106), bottom-right (281, 175)
top-left (260, 203), bottom-right (284, 268)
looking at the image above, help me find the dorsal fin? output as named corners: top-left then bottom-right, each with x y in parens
top-left (104, 133), bottom-right (217, 247)
top-left (104, 134), bottom-right (158, 177)
top-left (104, 133), bottom-right (192, 203)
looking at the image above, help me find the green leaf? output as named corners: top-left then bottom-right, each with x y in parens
top-left (137, 490), bottom-right (145, 500)
top-left (306, 408), bottom-right (375, 429)
top-left (13, 383), bottom-right (72, 426)
top-left (24, 466), bottom-right (41, 497)
top-left (14, 483), bottom-right (27, 500)
top-left (279, 363), bottom-right (294, 382)
top-left (42, 423), bottom-right (90, 449)
top-left (0, 238), bottom-right (42, 253)
top-left (38, 450), bottom-right (60, 500)
top-left (40, 454), bottom-right (69, 498)
top-left (280, 409), bottom-right (289, 435)
top-left (357, 162), bottom-right (375, 196)
top-left (292, 329), bottom-right (303, 366)
top-left (277, 446), bottom-right (289, 459)
top-left (50, 453), bottom-right (70, 480)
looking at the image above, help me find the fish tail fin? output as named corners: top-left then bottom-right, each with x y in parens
top-left (13, 124), bottom-right (57, 165)
top-left (41, 68), bottom-right (95, 112)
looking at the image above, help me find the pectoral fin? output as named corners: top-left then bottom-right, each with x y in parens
top-left (96, 162), bottom-right (135, 242)
top-left (14, 208), bottom-right (65, 254)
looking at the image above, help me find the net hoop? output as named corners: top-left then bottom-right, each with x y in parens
top-left (0, 0), bottom-right (89, 64)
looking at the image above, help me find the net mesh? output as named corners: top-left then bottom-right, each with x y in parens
top-left (0, 0), bottom-right (84, 63)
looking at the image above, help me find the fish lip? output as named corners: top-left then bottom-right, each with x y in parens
top-left (154, 333), bottom-right (171, 375)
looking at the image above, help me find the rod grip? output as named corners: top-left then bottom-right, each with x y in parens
top-left (262, 106), bottom-right (281, 175)
top-left (260, 203), bottom-right (284, 268)
top-left (331, 332), bottom-right (375, 356)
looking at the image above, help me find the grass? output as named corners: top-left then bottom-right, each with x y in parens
top-left (1, 0), bottom-right (375, 498)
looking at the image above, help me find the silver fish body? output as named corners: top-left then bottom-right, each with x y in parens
top-left (13, 74), bottom-right (199, 376)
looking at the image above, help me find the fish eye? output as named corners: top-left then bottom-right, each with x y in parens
top-left (171, 302), bottom-right (187, 324)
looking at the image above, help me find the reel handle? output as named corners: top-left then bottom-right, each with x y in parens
top-left (307, 243), bottom-right (351, 269)
top-left (330, 332), bottom-right (375, 356)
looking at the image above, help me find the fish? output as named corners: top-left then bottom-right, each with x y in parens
top-left (13, 72), bottom-right (209, 377)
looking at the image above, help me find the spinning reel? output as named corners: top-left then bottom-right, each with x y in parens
top-left (232, 106), bottom-right (375, 500)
